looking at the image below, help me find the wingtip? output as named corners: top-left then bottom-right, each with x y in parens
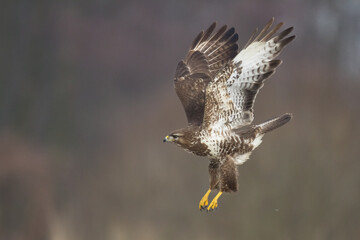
top-left (269, 17), bottom-right (275, 25)
top-left (281, 27), bottom-right (294, 36)
top-left (280, 35), bottom-right (296, 47)
top-left (207, 22), bottom-right (217, 32)
top-left (227, 27), bottom-right (235, 35)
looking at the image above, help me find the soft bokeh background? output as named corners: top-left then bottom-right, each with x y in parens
top-left (1, 0), bottom-right (360, 239)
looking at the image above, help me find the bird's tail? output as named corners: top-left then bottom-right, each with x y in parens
top-left (257, 113), bottom-right (292, 134)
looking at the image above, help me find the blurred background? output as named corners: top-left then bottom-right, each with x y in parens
top-left (1, 0), bottom-right (360, 239)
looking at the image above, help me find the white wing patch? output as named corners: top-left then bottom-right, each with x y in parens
top-left (202, 19), bottom-right (294, 130)
top-left (226, 37), bottom-right (285, 122)
top-left (233, 39), bottom-right (280, 66)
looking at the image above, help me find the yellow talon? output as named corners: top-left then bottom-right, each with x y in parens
top-left (199, 189), bottom-right (211, 210)
top-left (207, 191), bottom-right (223, 211)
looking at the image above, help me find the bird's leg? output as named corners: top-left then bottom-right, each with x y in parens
top-left (207, 191), bottom-right (223, 211)
top-left (201, 160), bottom-right (220, 211)
top-left (199, 189), bottom-right (211, 210)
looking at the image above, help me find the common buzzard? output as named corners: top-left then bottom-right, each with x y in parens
top-left (164, 18), bottom-right (295, 211)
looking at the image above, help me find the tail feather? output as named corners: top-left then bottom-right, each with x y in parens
top-left (258, 113), bottom-right (292, 134)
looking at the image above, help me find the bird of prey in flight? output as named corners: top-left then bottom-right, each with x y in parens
top-left (164, 18), bottom-right (295, 212)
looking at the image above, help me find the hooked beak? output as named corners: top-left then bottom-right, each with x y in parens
top-left (163, 135), bottom-right (172, 143)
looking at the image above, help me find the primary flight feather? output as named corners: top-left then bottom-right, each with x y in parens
top-left (164, 18), bottom-right (295, 212)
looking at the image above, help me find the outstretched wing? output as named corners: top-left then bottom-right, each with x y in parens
top-left (174, 23), bottom-right (239, 125)
top-left (203, 18), bottom-right (295, 129)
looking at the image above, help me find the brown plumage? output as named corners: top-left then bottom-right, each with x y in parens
top-left (174, 23), bottom-right (238, 125)
top-left (164, 18), bottom-right (295, 212)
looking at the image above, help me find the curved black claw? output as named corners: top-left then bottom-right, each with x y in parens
top-left (200, 205), bottom-right (208, 211)
top-left (206, 207), bottom-right (217, 213)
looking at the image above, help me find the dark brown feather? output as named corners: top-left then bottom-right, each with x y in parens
top-left (275, 27), bottom-right (294, 42)
top-left (209, 160), bottom-right (220, 190)
top-left (193, 22), bottom-right (216, 49)
top-left (191, 31), bottom-right (204, 50)
top-left (175, 61), bottom-right (189, 78)
top-left (202, 25), bottom-right (228, 51)
top-left (174, 23), bottom-right (239, 125)
top-left (252, 18), bottom-right (274, 42)
top-left (258, 113), bottom-right (292, 134)
top-left (220, 156), bottom-right (238, 192)
top-left (208, 156), bottom-right (239, 192)
top-left (261, 22), bottom-right (284, 41)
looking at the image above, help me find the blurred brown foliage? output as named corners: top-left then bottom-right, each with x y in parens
top-left (1, 0), bottom-right (360, 239)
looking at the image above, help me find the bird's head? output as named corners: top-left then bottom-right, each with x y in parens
top-left (163, 126), bottom-right (198, 150)
top-left (163, 131), bottom-right (185, 144)
top-left (163, 126), bottom-right (196, 146)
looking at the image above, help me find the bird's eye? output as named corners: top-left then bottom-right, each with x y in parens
top-left (171, 134), bottom-right (178, 139)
